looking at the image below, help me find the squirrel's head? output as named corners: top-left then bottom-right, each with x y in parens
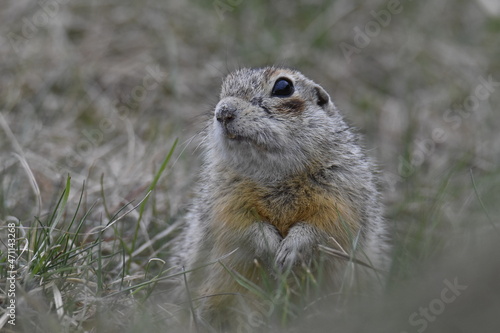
top-left (209, 67), bottom-right (351, 181)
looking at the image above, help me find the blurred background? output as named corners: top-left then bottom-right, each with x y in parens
top-left (1, 0), bottom-right (499, 332)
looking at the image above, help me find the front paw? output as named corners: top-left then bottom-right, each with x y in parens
top-left (274, 222), bottom-right (317, 272)
top-left (246, 221), bottom-right (282, 260)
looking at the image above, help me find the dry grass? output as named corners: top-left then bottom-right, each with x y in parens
top-left (1, 0), bottom-right (499, 332)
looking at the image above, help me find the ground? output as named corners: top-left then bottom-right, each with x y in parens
top-left (1, 0), bottom-right (499, 332)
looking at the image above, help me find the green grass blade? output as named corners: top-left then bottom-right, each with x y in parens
top-left (469, 168), bottom-right (499, 235)
top-left (128, 138), bottom-right (178, 269)
top-left (49, 175), bottom-right (71, 236)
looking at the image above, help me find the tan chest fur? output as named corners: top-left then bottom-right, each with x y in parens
top-left (211, 176), bottom-right (361, 249)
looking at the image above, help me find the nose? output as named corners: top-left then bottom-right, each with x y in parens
top-left (216, 104), bottom-right (237, 124)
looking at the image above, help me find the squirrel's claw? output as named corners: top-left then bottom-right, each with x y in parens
top-left (245, 221), bottom-right (282, 264)
top-left (274, 222), bottom-right (316, 272)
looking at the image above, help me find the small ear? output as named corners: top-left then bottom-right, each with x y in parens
top-left (314, 85), bottom-right (330, 107)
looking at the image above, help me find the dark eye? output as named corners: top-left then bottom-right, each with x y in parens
top-left (271, 78), bottom-right (294, 97)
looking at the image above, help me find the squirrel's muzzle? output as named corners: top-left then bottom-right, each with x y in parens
top-left (216, 104), bottom-right (237, 124)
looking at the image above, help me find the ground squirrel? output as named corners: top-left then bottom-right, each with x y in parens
top-left (170, 66), bottom-right (390, 330)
